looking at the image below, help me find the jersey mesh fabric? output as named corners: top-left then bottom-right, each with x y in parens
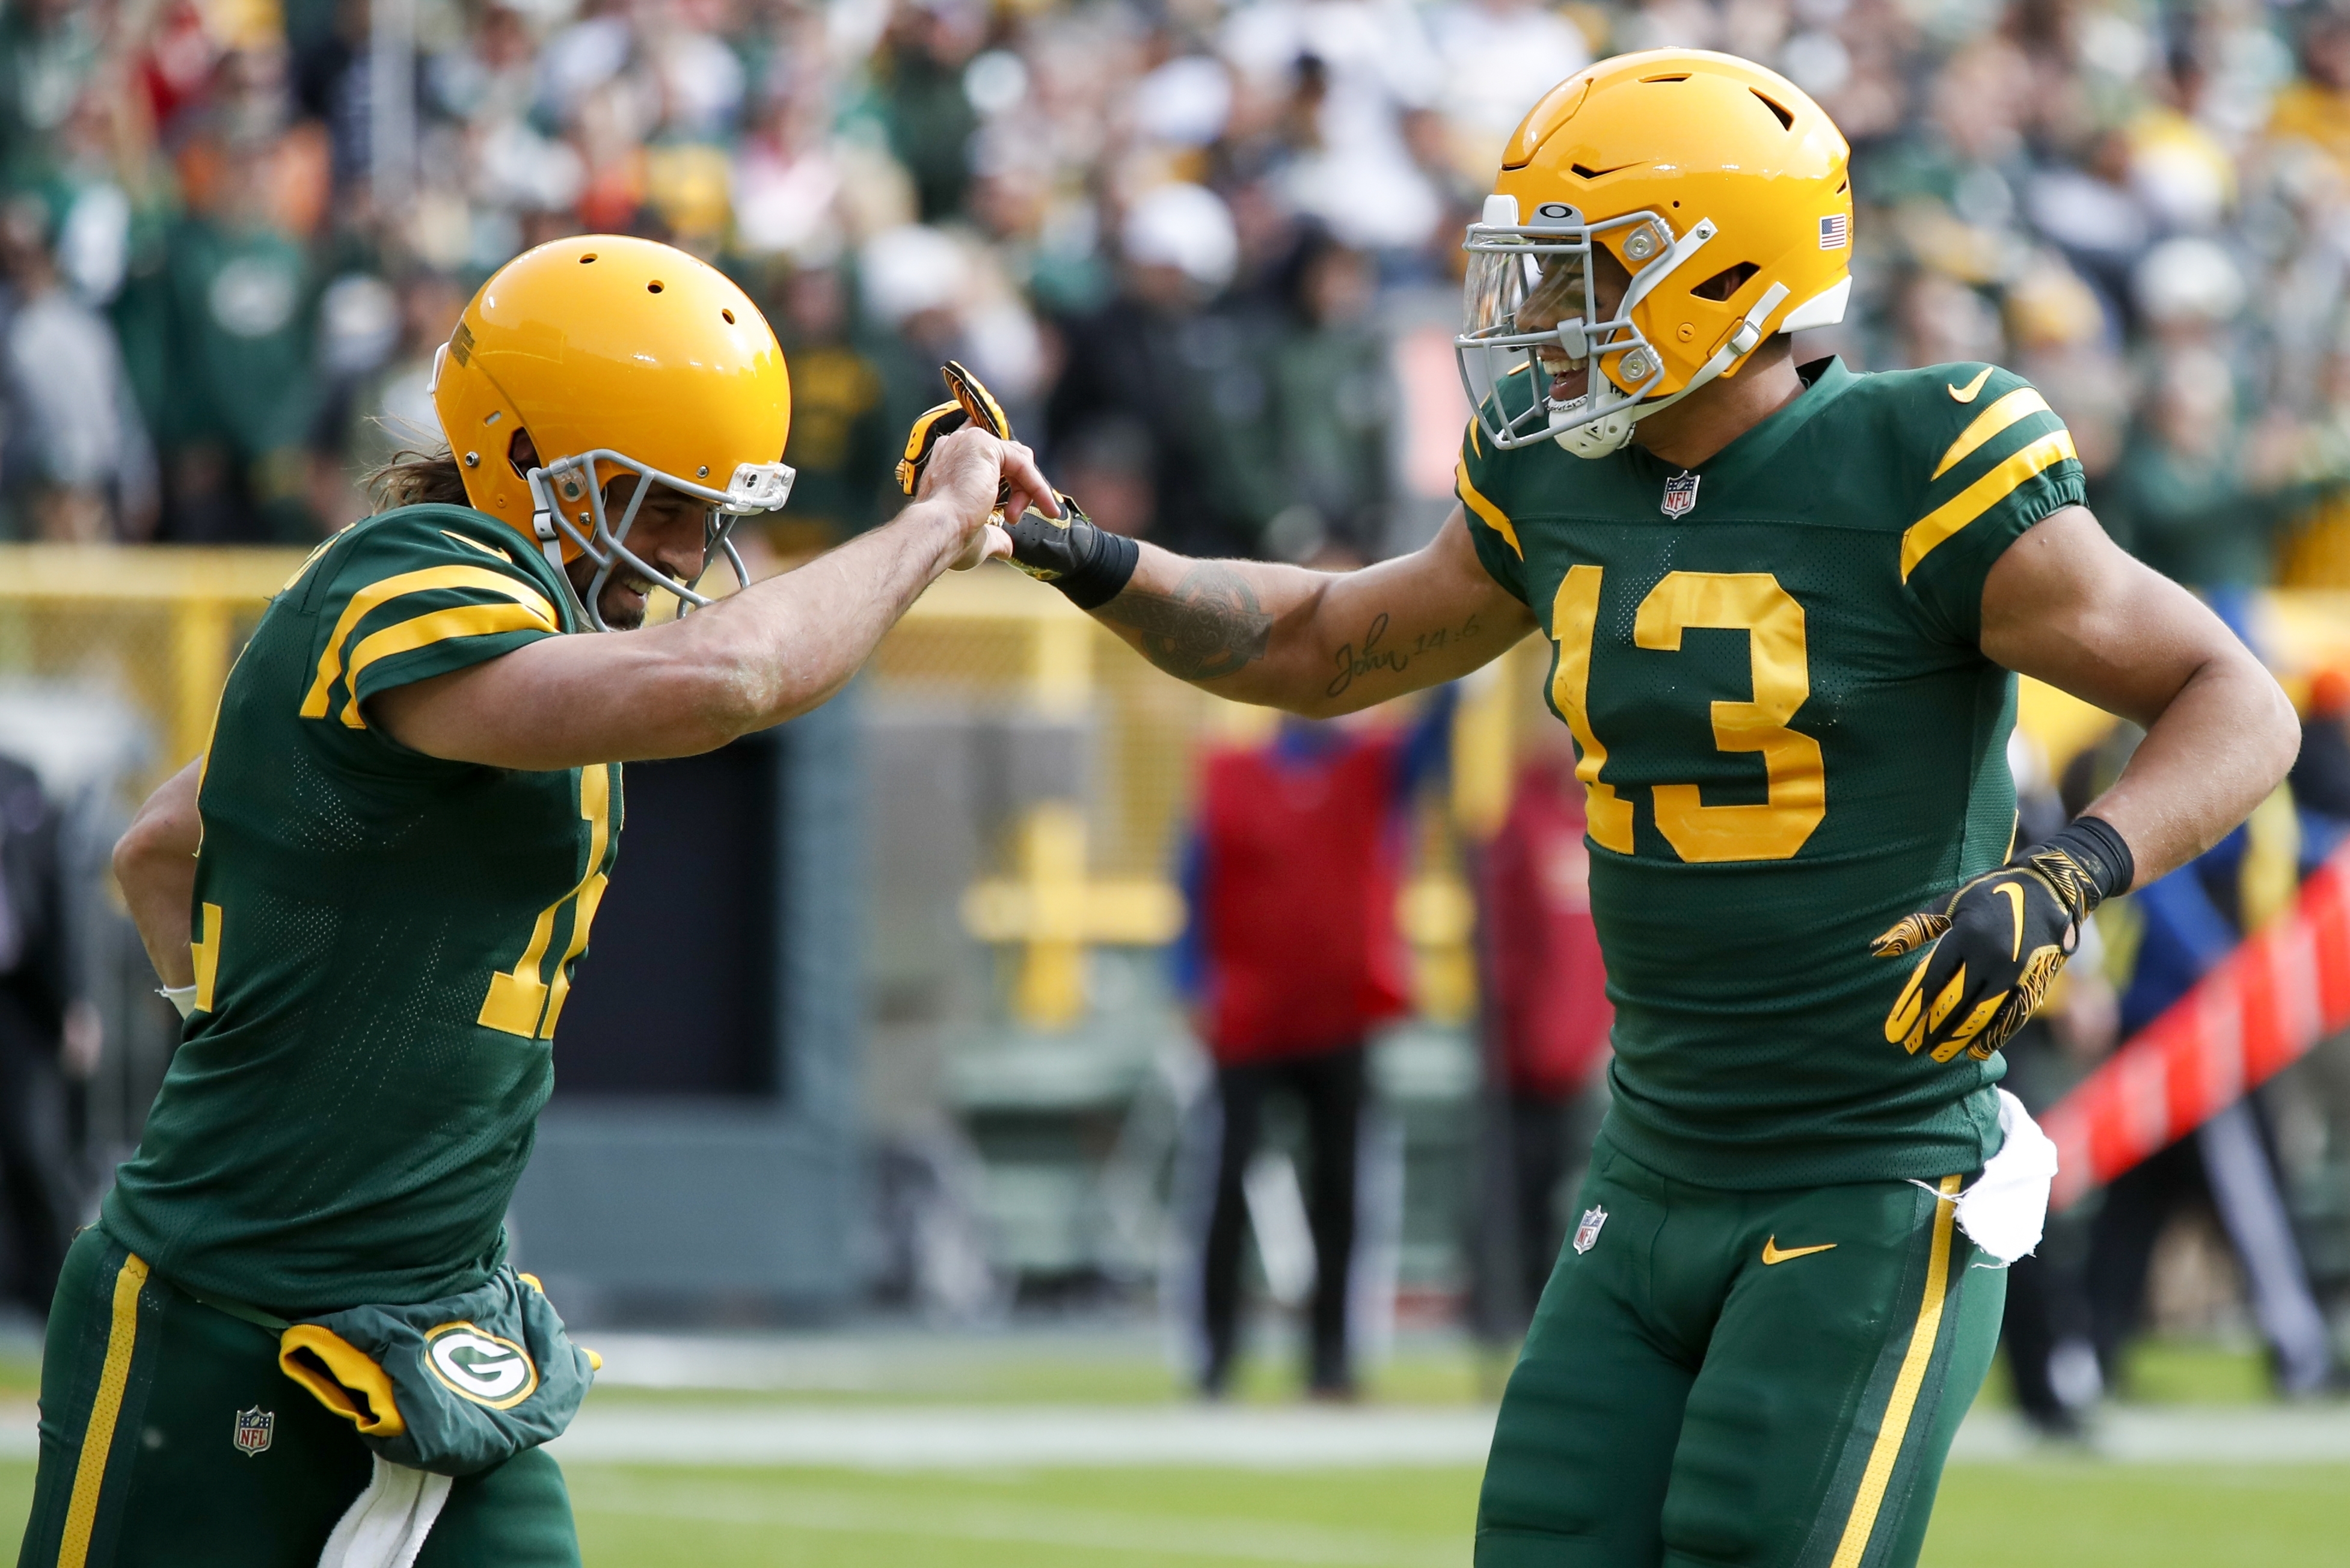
top-left (102, 504), bottom-right (621, 1315)
top-left (1455, 358), bottom-right (2085, 1187)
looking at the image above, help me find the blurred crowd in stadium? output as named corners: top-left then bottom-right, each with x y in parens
top-left (4, 0), bottom-right (2350, 584)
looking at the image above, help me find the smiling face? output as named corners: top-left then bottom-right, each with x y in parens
top-left (1515, 243), bottom-right (1633, 409)
top-left (567, 479), bottom-right (712, 630)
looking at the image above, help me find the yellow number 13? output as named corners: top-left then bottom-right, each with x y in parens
top-left (1550, 568), bottom-right (1826, 865)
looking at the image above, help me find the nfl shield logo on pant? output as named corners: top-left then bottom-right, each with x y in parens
top-left (233, 1407), bottom-right (274, 1457)
top-left (1660, 472), bottom-right (1699, 518)
top-left (1572, 1205), bottom-right (1609, 1255)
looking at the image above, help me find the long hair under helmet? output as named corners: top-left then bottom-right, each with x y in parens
top-left (431, 235), bottom-right (796, 628)
top-left (1456, 50), bottom-right (1853, 459)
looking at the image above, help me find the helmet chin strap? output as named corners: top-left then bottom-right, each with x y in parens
top-left (1552, 281), bottom-right (1793, 459)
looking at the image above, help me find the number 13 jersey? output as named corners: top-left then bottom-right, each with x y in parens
top-left (1458, 357), bottom-right (2085, 1189)
top-left (104, 504), bottom-right (618, 1315)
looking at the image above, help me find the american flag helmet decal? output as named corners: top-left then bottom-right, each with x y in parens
top-left (1819, 213), bottom-right (1849, 250)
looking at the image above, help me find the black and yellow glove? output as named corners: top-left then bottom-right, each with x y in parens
top-left (1872, 817), bottom-right (2133, 1064)
top-left (895, 360), bottom-right (1138, 608)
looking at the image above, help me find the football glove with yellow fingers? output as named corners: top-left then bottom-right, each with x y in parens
top-left (895, 360), bottom-right (1138, 608)
top-left (1872, 816), bottom-right (2134, 1064)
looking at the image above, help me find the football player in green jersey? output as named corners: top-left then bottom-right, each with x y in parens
top-left (942, 51), bottom-right (2301, 1568)
top-left (18, 236), bottom-right (1046, 1567)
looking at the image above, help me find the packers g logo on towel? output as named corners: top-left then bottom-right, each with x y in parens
top-left (425, 1322), bottom-right (539, 1409)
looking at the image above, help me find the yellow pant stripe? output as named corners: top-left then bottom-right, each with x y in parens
top-left (58, 1252), bottom-right (149, 1568)
top-left (1828, 1175), bottom-right (1962, 1568)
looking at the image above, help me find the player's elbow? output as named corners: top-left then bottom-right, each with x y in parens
top-left (2250, 667), bottom-right (2302, 792)
top-left (2213, 640), bottom-right (2301, 795)
top-left (112, 803), bottom-right (190, 903)
top-left (667, 645), bottom-right (827, 753)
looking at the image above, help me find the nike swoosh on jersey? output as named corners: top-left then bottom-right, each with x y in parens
top-left (1760, 1237), bottom-right (1839, 1265)
top-left (1947, 366), bottom-right (1996, 402)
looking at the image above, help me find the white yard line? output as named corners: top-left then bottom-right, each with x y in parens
top-left (551, 1404), bottom-right (1500, 1469)
top-left (11, 1397), bottom-right (2350, 1469)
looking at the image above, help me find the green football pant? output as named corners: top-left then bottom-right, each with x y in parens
top-left (1476, 1135), bottom-right (2005, 1568)
top-left (16, 1228), bottom-right (581, 1568)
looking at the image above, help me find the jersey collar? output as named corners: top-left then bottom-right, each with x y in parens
top-left (1628, 355), bottom-right (1854, 494)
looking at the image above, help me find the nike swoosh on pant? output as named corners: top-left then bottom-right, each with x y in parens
top-left (1760, 1237), bottom-right (1839, 1265)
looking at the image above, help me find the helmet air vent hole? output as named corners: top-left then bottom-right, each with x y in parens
top-left (580, 253), bottom-right (597, 263)
top-left (483, 410), bottom-right (501, 426)
top-left (1641, 73), bottom-right (1690, 83)
top-left (722, 308), bottom-right (735, 324)
top-left (648, 281), bottom-right (664, 293)
top-left (1691, 262), bottom-right (1760, 302)
top-left (1751, 90), bottom-right (1794, 130)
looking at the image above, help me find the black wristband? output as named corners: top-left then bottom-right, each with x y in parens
top-left (1054, 526), bottom-right (1139, 611)
top-left (2022, 815), bottom-right (2135, 915)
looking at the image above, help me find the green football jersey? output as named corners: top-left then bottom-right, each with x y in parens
top-left (103, 504), bottom-right (621, 1315)
top-left (1458, 357), bottom-right (2084, 1187)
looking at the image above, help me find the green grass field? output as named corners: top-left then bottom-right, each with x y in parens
top-left (4, 1336), bottom-right (2339, 1565)
top-left (5, 1457), bottom-right (2349, 1566)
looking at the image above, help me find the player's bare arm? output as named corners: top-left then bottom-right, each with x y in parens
top-left (370, 427), bottom-right (1038, 770)
top-left (1096, 508), bottom-right (1535, 713)
top-left (114, 756), bottom-right (201, 988)
top-left (889, 359), bottom-right (1533, 713)
top-left (1980, 506), bottom-right (2299, 887)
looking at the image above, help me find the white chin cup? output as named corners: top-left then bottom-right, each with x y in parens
top-left (1550, 401), bottom-right (1636, 459)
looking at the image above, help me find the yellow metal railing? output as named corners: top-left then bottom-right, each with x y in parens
top-left (0, 545), bottom-right (310, 783)
top-left (8, 547), bottom-right (2333, 1032)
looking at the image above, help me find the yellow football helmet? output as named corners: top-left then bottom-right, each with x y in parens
top-left (1457, 50), bottom-right (1853, 458)
top-left (431, 234), bottom-right (795, 628)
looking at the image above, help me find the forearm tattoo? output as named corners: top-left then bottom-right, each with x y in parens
top-left (1099, 563), bottom-right (1274, 682)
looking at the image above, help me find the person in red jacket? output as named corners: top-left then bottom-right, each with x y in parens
top-left (1172, 692), bottom-right (1452, 1397)
top-left (1475, 747), bottom-right (1615, 1335)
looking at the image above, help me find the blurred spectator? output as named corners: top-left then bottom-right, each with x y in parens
top-left (1255, 227), bottom-right (1396, 561)
top-left (1995, 732), bottom-right (2118, 1439)
top-left (2292, 665), bottom-right (2350, 825)
top-left (2099, 350), bottom-right (2269, 588)
top-left (0, 194), bottom-right (156, 540)
top-left (118, 126), bottom-right (324, 542)
top-left (2083, 786), bottom-right (2342, 1399)
top-left (768, 262), bottom-right (893, 544)
top-left (1047, 182), bottom-right (1263, 557)
top-left (319, 269), bottom-right (465, 526)
top-left (1468, 744), bottom-right (1613, 1343)
top-left (0, 754), bottom-right (77, 1318)
top-left (1171, 693), bottom-right (1450, 1397)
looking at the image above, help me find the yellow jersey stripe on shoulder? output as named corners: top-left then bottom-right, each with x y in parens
top-left (440, 530), bottom-right (518, 564)
top-left (1929, 388), bottom-right (2051, 480)
top-left (1900, 429), bottom-right (2077, 581)
top-left (1827, 1175), bottom-right (1962, 1568)
top-left (335, 602), bottom-right (562, 727)
top-left (58, 1251), bottom-right (150, 1568)
top-left (279, 536), bottom-right (339, 594)
top-left (1455, 458), bottom-right (1521, 559)
top-left (302, 565), bottom-right (557, 719)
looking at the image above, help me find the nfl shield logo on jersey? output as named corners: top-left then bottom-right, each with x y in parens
top-left (1572, 1205), bottom-right (1609, 1255)
top-left (232, 1406), bottom-right (274, 1458)
top-left (1660, 472), bottom-right (1699, 519)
